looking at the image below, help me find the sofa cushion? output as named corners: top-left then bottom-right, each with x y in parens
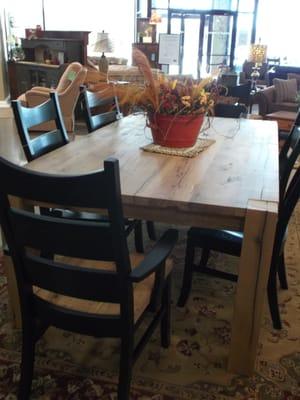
top-left (274, 78), bottom-right (297, 103)
top-left (287, 73), bottom-right (300, 90)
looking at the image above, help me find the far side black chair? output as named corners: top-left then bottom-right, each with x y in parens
top-left (11, 91), bottom-right (69, 161)
top-left (177, 122), bottom-right (300, 329)
top-left (214, 103), bottom-right (248, 118)
top-left (80, 85), bottom-right (157, 242)
top-left (227, 81), bottom-right (252, 107)
top-left (178, 168), bottom-right (300, 329)
top-left (80, 85), bottom-right (121, 132)
top-left (0, 156), bottom-right (178, 400)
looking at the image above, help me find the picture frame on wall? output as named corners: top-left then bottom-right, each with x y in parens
top-left (136, 18), bottom-right (157, 43)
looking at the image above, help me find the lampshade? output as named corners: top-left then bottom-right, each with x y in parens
top-left (249, 43), bottom-right (267, 65)
top-left (93, 31), bottom-right (113, 53)
top-left (149, 10), bottom-right (162, 24)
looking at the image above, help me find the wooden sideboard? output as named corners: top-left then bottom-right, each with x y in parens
top-left (8, 31), bottom-right (90, 99)
top-left (132, 43), bottom-right (161, 69)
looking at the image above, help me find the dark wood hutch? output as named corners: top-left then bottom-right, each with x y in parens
top-left (8, 31), bottom-right (89, 99)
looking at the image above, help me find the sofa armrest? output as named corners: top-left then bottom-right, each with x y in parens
top-left (254, 86), bottom-right (276, 116)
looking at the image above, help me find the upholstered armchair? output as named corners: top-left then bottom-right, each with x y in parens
top-left (17, 62), bottom-right (87, 132)
top-left (255, 78), bottom-right (299, 116)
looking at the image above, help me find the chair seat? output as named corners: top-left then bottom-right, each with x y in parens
top-left (188, 228), bottom-right (243, 256)
top-left (34, 253), bottom-right (173, 323)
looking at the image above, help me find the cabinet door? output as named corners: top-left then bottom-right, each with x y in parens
top-left (132, 44), bottom-right (160, 69)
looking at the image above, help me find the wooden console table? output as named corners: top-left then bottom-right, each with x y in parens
top-left (265, 111), bottom-right (297, 132)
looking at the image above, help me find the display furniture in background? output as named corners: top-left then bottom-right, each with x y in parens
top-left (248, 42), bottom-right (267, 90)
top-left (239, 60), bottom-right (269, 86)
top-left (92, 31), bottom-right (113, 77)
top-left (7, 31), bottom-right (90, 99)
top-left (255, 77), bottom-right (299, 116)
top-left (268, 65), bottom-right (300, 85)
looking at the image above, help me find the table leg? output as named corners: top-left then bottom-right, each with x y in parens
top-left (228, 200), bottom-right (277, 374)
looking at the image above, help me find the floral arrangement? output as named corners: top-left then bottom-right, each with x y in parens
top-left (116, 49), bottom-right (215, 118)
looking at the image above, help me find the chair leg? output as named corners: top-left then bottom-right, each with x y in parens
top-left (267, 267), bottom-right (282, 330)
top-left (118, 332), bottom-right (134, 400)
top-left (146, 221), bottom-right (156, 241)
top-left (18, 326), bottom-right (35, 400)
top-left (277, 252), bottom-right (288, 290)
top-left (134, 220), bottom-right (144, 253)
top-left (177, 240), bottom-right (195, 307)
top-left (161, 276), bottom-right (171, 348)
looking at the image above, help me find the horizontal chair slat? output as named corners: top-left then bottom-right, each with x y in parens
top-left (91, 112), bottom-right (117, 130)
top-left (21, 99), bottom-right (57, 128)
top-left (33, 296), bottom-right (122, 337)
top-left (31, 130), bottom-right (67, 158)
top-left (2, 163), bottom-right (109, 209)
top-left (10, 209), bottom-right (116, 261)
top-left (25, 254), bottom-right (121, 303)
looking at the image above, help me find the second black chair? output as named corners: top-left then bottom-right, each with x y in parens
top-left (80, 84), bottom-right (121, 132)
top-left (80, 85), bottom-right (157, 242)
top-left (214, 103), bottom-right (248, 118)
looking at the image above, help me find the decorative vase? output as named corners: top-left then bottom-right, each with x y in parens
top-left (149, 113), bottom-right (204, 148)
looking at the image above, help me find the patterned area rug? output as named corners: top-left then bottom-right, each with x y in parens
top-left (0, 205), bottom-right (299, 399)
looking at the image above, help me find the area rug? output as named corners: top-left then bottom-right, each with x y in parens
top-left (0, 205), bottom-right (299, 399)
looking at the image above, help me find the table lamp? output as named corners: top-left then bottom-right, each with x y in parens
top-left (249, 42), bottom-right (267, 90)
top-left (93, 31), bottom-right (113, 76)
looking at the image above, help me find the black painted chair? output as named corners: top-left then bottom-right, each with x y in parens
top-left (80, 85), bottom-right (121, 132)
top-left (11, 91), bottom-right (69, 161)
top-left (214, 103), bottom-right (248, 118)
top-left (227, 81), bottom-right (252, 107)
top-left (178, 119), bottom-right (300, 330)
top-left (0, 156), bottom-right (178, 400)
top-left (80, 85), bottom-right (157, 242)
top-left (11, 91), bottom-right (145, 252)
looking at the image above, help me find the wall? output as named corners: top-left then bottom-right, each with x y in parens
top-left (0, 11), bottom-right (11, 119)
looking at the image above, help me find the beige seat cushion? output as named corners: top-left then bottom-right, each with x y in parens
top-left (34, 253), bottom-right (173, 323)
top-left (274, 78), bottom-right (297, 103)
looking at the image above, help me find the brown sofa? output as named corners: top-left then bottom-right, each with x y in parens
top-left (255, 85), bottom-right (298, 116)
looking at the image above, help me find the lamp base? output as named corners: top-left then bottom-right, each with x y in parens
top-left (250, 64), bottom-right (261, 91)
top-left (98, 53), bottom-right (109, 76)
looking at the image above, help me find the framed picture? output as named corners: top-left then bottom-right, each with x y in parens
top-left (136, 18), bottom-right (156, 43)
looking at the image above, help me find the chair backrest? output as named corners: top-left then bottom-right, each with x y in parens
top-left (56, 62), bottom-right (87, 94)
top-left (279, 111), bottom-right (300, 203)
top-left (11, 91), bottom-right (69, 161)
top-left (0, 156), bottom-right (132, 331)
top-left (80, 85), bottom-right (119, 133)
top-left (227, 82), bottom-right (251, 106)
top-left (214, 103), bottom-right (248, 118)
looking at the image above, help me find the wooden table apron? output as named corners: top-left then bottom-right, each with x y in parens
top-left (10, 115), bottom-right (279, 376)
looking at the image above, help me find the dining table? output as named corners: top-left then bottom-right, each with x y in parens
top-left (5, 114), bottom-right (279, 376)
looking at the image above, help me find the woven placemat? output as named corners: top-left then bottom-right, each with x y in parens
top-left (141, 138), bottom-right (215, 158)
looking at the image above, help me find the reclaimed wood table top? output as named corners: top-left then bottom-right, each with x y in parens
top-left (27, 114), bottom-right (279, 230)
